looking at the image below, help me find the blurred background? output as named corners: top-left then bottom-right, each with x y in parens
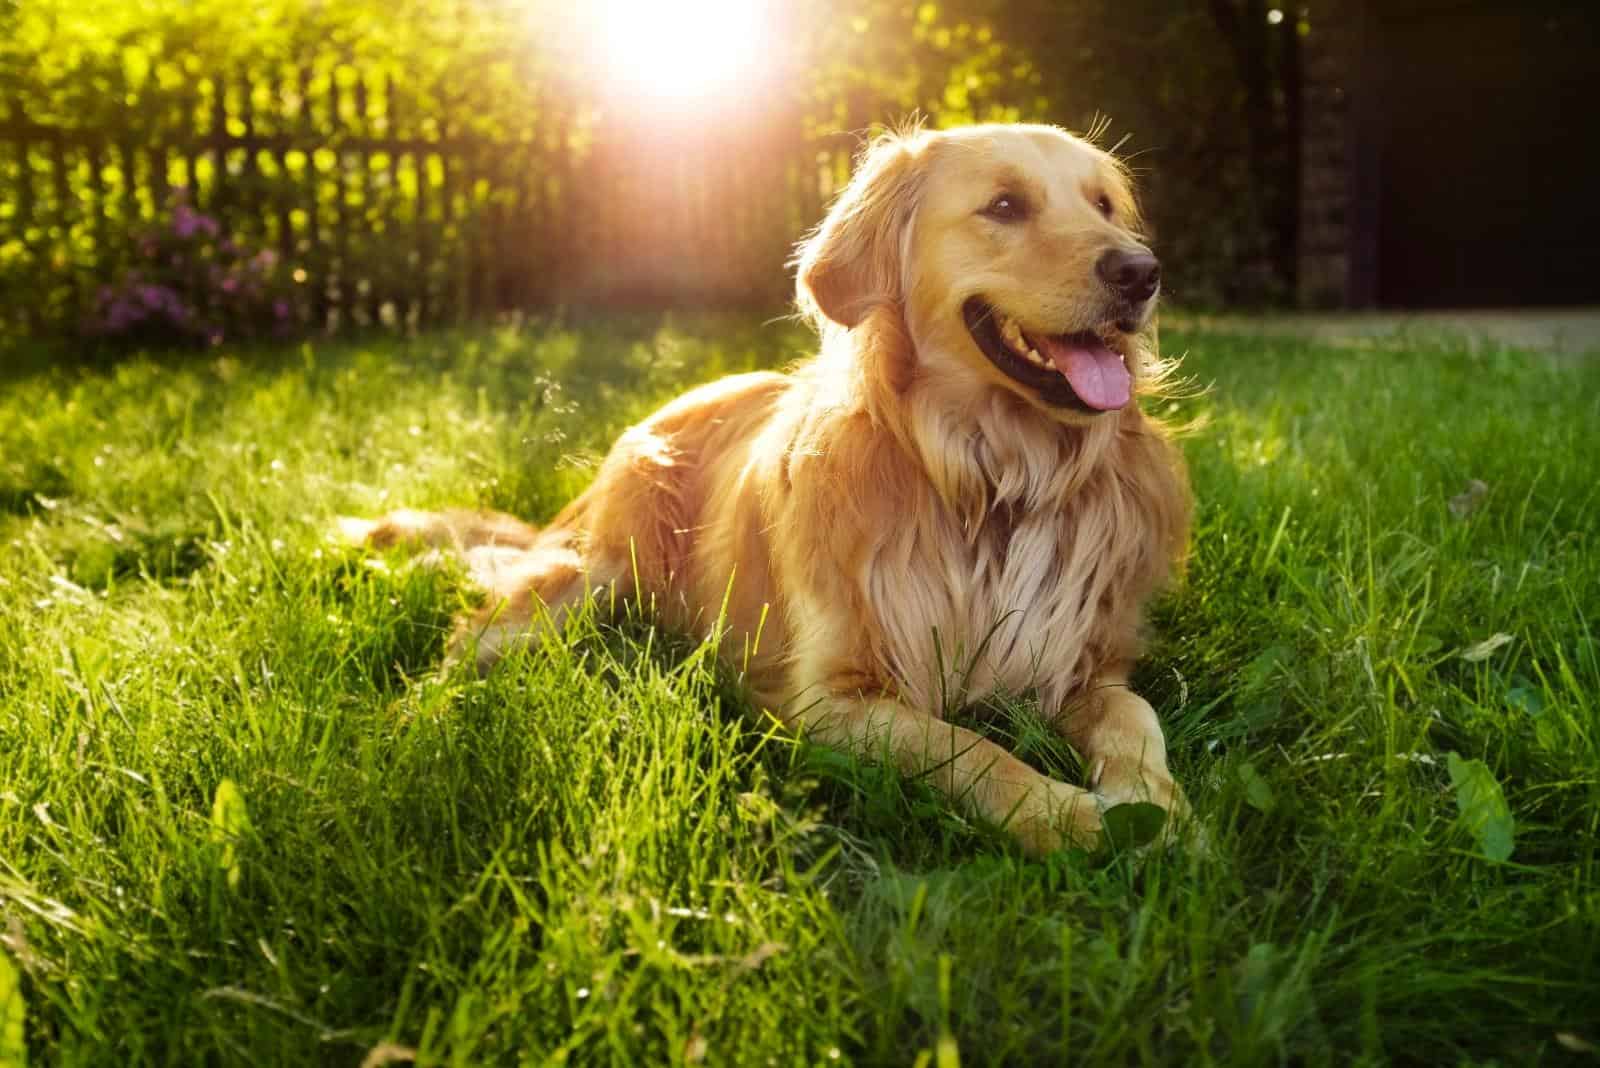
top-left (2, 0), bottom-right (1596, 348)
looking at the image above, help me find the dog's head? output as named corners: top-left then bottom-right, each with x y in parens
top-left (796, 123), bottom-right (1159, 421)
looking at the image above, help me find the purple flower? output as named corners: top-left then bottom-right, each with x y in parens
top-left (173, 203), bottom-right (220, 240)
top-left (93, 199), bottom-right (296, 344)
top-left (104, 298), bottom-right (144, 332)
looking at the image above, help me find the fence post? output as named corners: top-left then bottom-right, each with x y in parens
top-left (296, 65), bottom-right (323, 329)
top-left (15, 129), bottom-right (37, 334)
top-left (211, 73), bottom-right (230, 215)
top-left (271, 68), bottom-right (295, 304)
top-left (351, 71), bottom-right (373, 327)
top-left (333, 70), bottom-right (352, 330)
top-left (49, 135), bottom-right (76, 320)
top-left (383, 71), bottom-right (402, 329)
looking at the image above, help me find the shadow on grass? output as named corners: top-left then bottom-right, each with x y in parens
top-left (0, 461), bottom-right (73, 516)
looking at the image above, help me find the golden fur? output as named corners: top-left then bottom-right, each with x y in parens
top-left (344, 123), bottom-right (1193, 854)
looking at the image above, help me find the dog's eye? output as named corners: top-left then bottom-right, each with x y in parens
top-left (1096, 194), bottom-right (1114, 219)
top-left (981, 193), bottom-right (1028, 222)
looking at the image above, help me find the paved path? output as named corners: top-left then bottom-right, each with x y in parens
top-left (1170, 308), bottom-right (1600, 358)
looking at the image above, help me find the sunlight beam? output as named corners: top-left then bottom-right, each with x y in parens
top-left (575, 0), bottom-right (776, 104)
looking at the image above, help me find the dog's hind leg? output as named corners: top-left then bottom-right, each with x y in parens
top-left (447, 534), bottom-right (632, 675)
top-left (338, 507), bottom-right (608, 673)
top-left (337, 508), bottom-right (541, 554)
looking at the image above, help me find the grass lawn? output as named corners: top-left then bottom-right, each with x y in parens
top-left (1, 317), bottom-right (1596, 1065)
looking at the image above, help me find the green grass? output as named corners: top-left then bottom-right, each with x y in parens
top-left (1, 316), bottom-right (1596, 1065)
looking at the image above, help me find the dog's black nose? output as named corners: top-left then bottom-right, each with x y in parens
top-left (1096, 249), bottom-right (1161, 303)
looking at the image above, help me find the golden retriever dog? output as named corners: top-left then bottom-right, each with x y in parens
top-left (343, 123), bottom-right (1192, 855)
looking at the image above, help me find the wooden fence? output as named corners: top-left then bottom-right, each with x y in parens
top-left (0, 67), bottom-right (858, 340)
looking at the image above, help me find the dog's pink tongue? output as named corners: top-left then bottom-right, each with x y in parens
top-left (1038, 333), bottom-right (1131, 410)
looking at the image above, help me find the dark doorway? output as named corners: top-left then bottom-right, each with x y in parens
top-left (1372, 1), bottom-right (1600, 308)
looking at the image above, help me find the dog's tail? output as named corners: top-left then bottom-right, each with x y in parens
top-left (336, 508), bottom-right (542, 554)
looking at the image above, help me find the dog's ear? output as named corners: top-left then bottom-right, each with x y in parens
top-left (795, 130), bottom-right (927, 328)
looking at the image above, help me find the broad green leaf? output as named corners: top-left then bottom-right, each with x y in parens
top-left (1242, 644), bottom-right (1292, 689)
top-left (1237, 762), bottom-right (1276, 813)
top-left (210, 778), bottom-right (252, 890)
top-left (1505, 683), bottom-right (1544, 717)
top-left (1446, 753), bottom-right (1515, 863)
top-left (1101, 802), bottom-right (1166, 851)
top-left (1410, 635), bottom-right (1443, 658)
top-left (1236, 942), bottom-right (1277, 1022)
top-left (0, 950), bottom-right (25, 1068)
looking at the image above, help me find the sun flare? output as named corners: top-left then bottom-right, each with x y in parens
top-left (578, 0), bottom-right (776, 103)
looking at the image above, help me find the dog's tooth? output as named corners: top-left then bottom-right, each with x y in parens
top-left (1003, 322), bottom-right (1029, 358)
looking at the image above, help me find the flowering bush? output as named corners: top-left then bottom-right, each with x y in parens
top-left (89, 189), bottom-right (306, 346)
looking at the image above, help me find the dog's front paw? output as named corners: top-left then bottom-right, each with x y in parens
top-left (1009, 778), bottom-right (1105, 857)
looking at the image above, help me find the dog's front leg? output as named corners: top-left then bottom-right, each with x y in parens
top-left (1057, 671), bottom-right (1191, 834)
top-left (794, 694), bottom-right (1103, 856)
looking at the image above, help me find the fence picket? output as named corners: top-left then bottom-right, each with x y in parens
top-left (384, 73), bottom-right (402, 327)
top-left (210, 74), bottom-right (229, 215)
top-left (14, 140), bottom-right (36, 333)
top-left (49, 137), bottom-right (74, 316)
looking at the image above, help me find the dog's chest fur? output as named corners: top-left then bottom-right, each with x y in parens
top-left (862, 409), bottom-right (1161, 713)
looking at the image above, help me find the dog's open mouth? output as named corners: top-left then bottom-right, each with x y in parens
top-left (962, 298), bottom-right (1132, 412)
